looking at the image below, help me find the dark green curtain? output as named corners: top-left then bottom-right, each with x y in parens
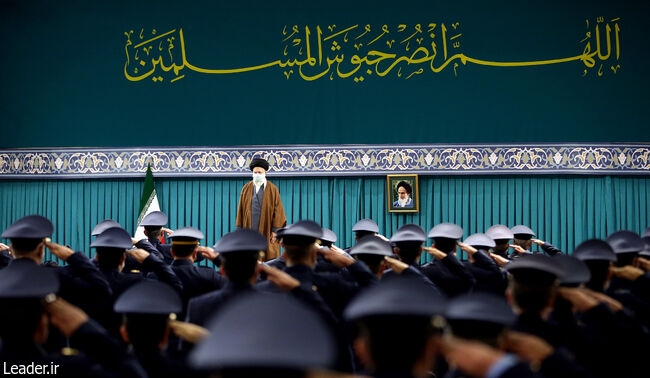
top-left (1, 175), bottom-right (648, 264)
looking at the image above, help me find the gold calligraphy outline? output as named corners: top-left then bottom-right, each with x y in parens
top-left (123, 24), bottom-right (616, 83)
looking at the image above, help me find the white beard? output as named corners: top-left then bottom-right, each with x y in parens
top-left (398, 197), bottom-right (410, 206)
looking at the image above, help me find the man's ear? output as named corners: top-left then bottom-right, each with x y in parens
top-left (120, 324), bottom-right (130, 344)
top-left (159, 323), bottom-right (171, 350)
top-left (353, 337), bottom-right (373, 370)
top-left (37, 243), bottom-right (45, 261)
top-left (418, 335), bottom-right (441, 372)
top-left (505, 285), bottom-right (514, 306)
top-left (393, 247), bottom-right (401, 258)
top-left (170, 247), bottom-right (176, 258)
top-left (118, 254), bottom-right (127, 272)
top-left (33, 312), bottom-right (49, 344)
top-left (378, 260), bottom-right (389, 278)
top-left (311, 246), bottom-right (318, 263)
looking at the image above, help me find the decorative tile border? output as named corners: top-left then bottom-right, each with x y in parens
top-left (0, 144), bottom-right (649, 178)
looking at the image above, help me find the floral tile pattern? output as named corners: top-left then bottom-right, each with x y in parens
top-left (0, 144), bottom-right (648, 178)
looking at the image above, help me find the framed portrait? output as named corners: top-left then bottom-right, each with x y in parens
top-left (387, 174), bottom-right (419, 213)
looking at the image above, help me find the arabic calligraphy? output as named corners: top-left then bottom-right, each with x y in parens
top-left (123, 18), bottom-right (621, 84)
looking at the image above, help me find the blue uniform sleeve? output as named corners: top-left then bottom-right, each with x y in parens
top-left (142, 254), bottom-right (183, 293)
top-left (69, 319), bottom-right (147, 378)
top-left (59, 252), bottom-right (112, 297)
top-left (541, 242), bottom-right (563, 256)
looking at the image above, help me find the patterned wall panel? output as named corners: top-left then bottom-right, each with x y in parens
top-left (1, 144), bottom-right (649, 178)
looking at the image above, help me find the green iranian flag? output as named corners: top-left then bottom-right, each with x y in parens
top-left (134, 164), bottom-right (161, 240)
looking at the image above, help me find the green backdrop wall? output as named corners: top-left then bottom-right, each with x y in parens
top-left (1, 175), bottom-right (648, 264)
top-left (1, 0), bottom-right (648, 147)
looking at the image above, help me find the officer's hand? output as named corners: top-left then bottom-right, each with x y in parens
top-left (384, 256), bottom-right (408, 274)
top-left (502, 331), bottom-right (553, 367)
top-left (423, 246), bottom-right (446, 260)
top-left (489, 253), bottom-right (510, 267)
top-left (376, 234), bottom-right (390, 242)
top-left (259, 264), bottom-right (300, 291)
top-left (557, 287), bottom-right (598, 312)
top-left (169, 320), bottom-right (210, 344)
top-left (196, 246), bottom-right (218, 261)
top-left (319, 247), bottom-right (355, 268)
top-left (580, 288), bottom-right (623, 312)
top-left (161, 227), bottom-right (174, 236)
top-left (508, 244), bottom-right (527, 254)
top-left (610, 265), bottom-right (644, 281)
top-left (531, 238), bottom-right (545, 246)
top-left (636, 257), bottom-right (650, 272)
top-left (44, 241), bottom-right (75, 261)
top-left (0, 242), bottom-right (9, 251)
top-left (330, 245), bottom-right (347, 254)
top-left (46, 297), bottom-right (88, 337)
top-left (126, 248), bottom-right (150, 263)
top-left (441, 335), bottom-right (504, 377)
top-left (457, 242), bottom-right (477, 256)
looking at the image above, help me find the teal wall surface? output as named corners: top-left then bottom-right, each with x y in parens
top-left (1, 175), bottom-right (648, 264)
top-left (1, 0), bottom-right (648, 147)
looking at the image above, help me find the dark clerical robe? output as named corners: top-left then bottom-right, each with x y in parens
top-left (235, 180), bottom-right (287, 260)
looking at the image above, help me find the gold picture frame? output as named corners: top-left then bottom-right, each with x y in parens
top-left (387, 174), bottom-right (419, 213)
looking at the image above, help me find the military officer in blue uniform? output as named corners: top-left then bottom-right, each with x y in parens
top-left (92, 219), bottom-right (149, 274)
top-left (506, 252), bottom-right (648, 378)
top-left (603, 232), bottom-right (650, 328)
top-left (443, 291), bottom-right (589, 378)
top-left (351, 233), bottom-right (439, 291)
top-left (389, 223), bottom-right (427, 266)
top-left (1, 215), bottom-right (112, 320)
top-left (259, 220), bottom-right (377, 319)
top-left (91, 219), bottom-right (122, 237)
top-left (263, 226), bottom-right (347, 274)
top-left (137, 211), bottom-right (207, 266)
top-left (258, 220), bottom-right (378, 372)
top-left (344, 276), bottom-right (448, 377)
top-left (348, 218), bottom-right (380, 247)
top-left (460, 233), bottom-right (508, 295)
top-left (114, 280), bottom-right (202, 378)
top-left (349, 234), bottom-right (394, 278)
top-left (486, 224), bottom-right (514, 259)
top-left (190, 292), bottom-right (336, 377)
top-left (510, 225), bottom-right (563, 258)
top-left (420, 223), bottom-right (476, 297)
top-left (164, 226), bottom-right (226, 319)
top-left (0, 236), bottom-right (147, 377)
top-left (314, 227), bottom-right (349, 273)
top-left (186, 228), bottom-right (267, 327)
top-left (91, 226), bottom-right (183, 338)
top-left (137, 211), bottom-right (174, 264)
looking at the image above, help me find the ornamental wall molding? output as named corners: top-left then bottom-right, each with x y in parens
top-left (0, 144), bottom-right (648, 178)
